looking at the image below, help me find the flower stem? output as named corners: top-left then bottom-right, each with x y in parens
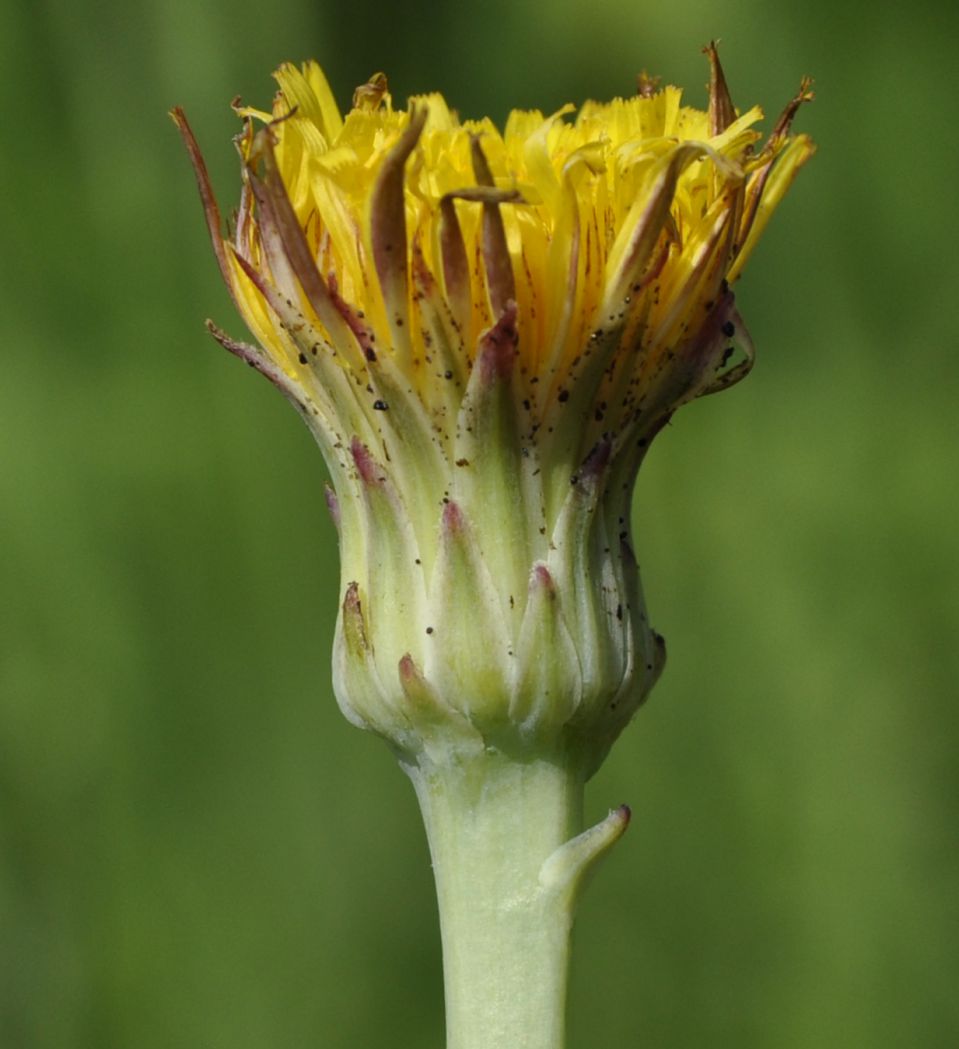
top-left (403, 747), bottom-right (629, 1049)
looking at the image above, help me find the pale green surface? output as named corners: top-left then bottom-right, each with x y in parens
top-left (406, 751), bottom-right (608, 1049)
top-left (2, 1), bottom-right (957, 1046)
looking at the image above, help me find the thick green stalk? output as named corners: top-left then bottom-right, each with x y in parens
top-left (403, 748), bottom-right (629, 1049)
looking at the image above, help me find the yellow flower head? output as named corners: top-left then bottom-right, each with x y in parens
top-left (173, 47), bottom-right (814, 764)
top-left (174, 47), bottom-right (812, 504)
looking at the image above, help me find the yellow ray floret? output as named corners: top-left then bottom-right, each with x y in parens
top-left (172, 45), bottom-right (814, 468)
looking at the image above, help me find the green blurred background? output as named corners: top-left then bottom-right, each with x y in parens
top-left (2, 0), bottom-right (956, 1046)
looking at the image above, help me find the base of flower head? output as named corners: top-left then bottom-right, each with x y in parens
top-left (329, 428), bottom-right (666, 774)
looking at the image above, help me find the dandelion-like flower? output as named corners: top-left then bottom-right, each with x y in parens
top-left (174, 47), bottom-right (812, 774)
top-left (175, 45), bottom-right (814, 1049)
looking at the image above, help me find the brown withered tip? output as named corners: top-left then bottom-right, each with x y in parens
top-left (702, 40), bottom-right (737, 136)
top-left (615, 804), bottom-right (632, 826)
top-left (636, 71), bottom-right (661, 98)
top-left (170, 106), bottom-right (234, 291)
top-left (477, 300), bottom-right (519, 383)
top-left (266, 104), bottom-right (299, 130)
top-left (204, 319), bottom-right (309, 411)
top-left (353, 71), bottom-right (389, 111)
top-left (767, 76), bottom-right (815, 149)
top-left (469, 135), bottom-right (517, 315)
top-left (370, 104), bottom-right (428, 332)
